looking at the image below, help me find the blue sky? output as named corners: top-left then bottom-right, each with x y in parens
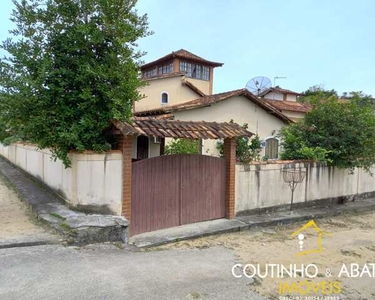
top-left (1, 0), bottom-right (374, 95)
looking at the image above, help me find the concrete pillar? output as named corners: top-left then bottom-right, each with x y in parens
top-left (223, 138), bottom-right (236, 219)
top-left (118, 135), bottom-right (133, 221)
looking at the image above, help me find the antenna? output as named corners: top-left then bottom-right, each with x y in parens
top-left (245, 76), bottom-right (272, 96)
top-left (274, 76), bottom-right (287, 87)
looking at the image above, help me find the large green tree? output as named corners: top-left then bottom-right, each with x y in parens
top-left (299, 85), bottom-right (374, 108)
top-left (0, 0), bottom-right (151, 166)
top-left (279, 94), bottom-right (375, 173)
top-left (298, 85), bottom-right (338, 104)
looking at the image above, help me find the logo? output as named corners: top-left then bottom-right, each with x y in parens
top-left (291, 220), bottom-right (330, 257)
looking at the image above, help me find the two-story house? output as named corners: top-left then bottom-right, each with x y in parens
top-left (135, 49), bottom-right (303, 160)
top-left (135, 49), bottom-right (223, 112)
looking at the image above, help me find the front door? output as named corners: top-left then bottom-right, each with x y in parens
top-left (136, 136), bottom-right (149, 160)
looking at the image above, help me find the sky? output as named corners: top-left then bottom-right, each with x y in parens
top-left (1, 0), bottom-right (374, 95)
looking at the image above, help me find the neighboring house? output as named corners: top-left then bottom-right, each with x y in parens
top-left (135, 49), bottom-right (223, 112)
top-left (135, 89), bottom-right (292, 159)
top-left (259, 87), bottom-right (311, 120)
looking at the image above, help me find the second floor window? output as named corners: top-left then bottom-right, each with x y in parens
top-left (143, 68), bottom-right (157, 78)
top-left (158, 63), bottom-right (173, 75)
top-left (180, 61), bottom-right (210, 81)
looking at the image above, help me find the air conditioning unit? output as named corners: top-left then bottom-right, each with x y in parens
top-left (152, 137), bottom-right (161, 144)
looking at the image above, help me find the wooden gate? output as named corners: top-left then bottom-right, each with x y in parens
top-left (131, 154), bottom-right (226, 235)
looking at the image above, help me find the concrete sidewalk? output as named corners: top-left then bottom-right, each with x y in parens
top-left (0, 158), bottom-right (128, 246)
top-left (131, 197), bottom-right (375, 247)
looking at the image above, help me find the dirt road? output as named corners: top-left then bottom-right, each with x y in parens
top-left (0, 174), bottom-right (58, 246)
top-left (158, 211), bottom-right (375, 300)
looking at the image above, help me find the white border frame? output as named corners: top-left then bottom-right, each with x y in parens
top-left (160, 91), bottom-right (169, 105)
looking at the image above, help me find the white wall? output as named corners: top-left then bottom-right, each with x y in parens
top-left (281, 110), bottom-right (306, 119)
top-left (264, 92), bottom-right (283, 101)
top-left (187, 78), bottom-right (210, 95)
top-left (0, 143), bottom-right (123, 215)
top-left (136, 75), bottom-right (199, 112)
top-left (173, 95), bottom-right (287, 156)
top-left (286, 94), bottom-right (297, 101)
top-left (235, 162), bottom-right (375, 214)
top-left (264, 92), bottom-right (297, 102)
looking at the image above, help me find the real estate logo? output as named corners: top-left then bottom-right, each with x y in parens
top-left (232, 219), bottom-right (375, 298)
top-left (291, 220), bottom-right (329, 257)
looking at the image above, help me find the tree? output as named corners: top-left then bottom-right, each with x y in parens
top-left (299, 85), bottom-right (375, 108)
top-left (279, 96), bottom-right (375, 173)
top-left (0, 0), bottom-right (151, 166)
top-left (341, 91), bottom-right (375, 108)
top-left (164, 139), bottom-right (200, 155)
top-left (299, 85), bottom-right (338, 103)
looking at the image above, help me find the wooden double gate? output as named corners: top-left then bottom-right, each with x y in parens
top-left (131, 154), bottom-right (226, 235)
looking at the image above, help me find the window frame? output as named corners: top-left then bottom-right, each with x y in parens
top-left (160, 91), bottom-right (169, 105)
top-left (264, 137), bottom-right (280, 160)
top-left (179, 61), bottom-right (210, 81)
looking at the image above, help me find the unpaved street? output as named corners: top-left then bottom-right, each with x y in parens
top-left (159, 211), bottom-right (375, 300)
top-left (0, 174), bottom-right (58, 246)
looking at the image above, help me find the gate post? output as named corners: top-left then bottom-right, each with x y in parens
top-left (223, 138), bottom-right (236, 219)
top-left (118, 135), bottom-right (133, 222)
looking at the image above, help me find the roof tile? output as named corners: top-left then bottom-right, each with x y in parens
top-left (264, 99), bottom-right (311, 113)
top-left (135, 88), bottom-right (292, 123)
top-left (141, 49), bottom-right (224, 70)
top-left (113, 119), bottom-right (253, 139)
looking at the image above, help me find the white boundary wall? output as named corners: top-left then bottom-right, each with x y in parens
top-left (235, 162), bottom-right (375, 214)
top-left (0, 143), bottom-right (123, 215)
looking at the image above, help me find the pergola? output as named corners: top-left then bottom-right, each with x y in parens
top-left (112, 118), bottom-right (252, 140)
top-left (111, 118), bottom-right (253, 224)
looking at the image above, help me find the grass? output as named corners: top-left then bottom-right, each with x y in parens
top-left (49, 212), bottom-right (66, 221)
top-left (113, 242), bottom-right (125, 250)
top-left (60, 222), bottom-right (72, 231)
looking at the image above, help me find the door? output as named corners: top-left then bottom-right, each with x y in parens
top-left (136, 136), bottom-right (149, 160)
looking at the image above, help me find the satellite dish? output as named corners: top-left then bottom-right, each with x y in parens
top-left (245, 76), bottom-right (272, 95)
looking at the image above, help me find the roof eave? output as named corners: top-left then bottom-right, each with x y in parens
top-left (141, 53), bottom-right (224, 70)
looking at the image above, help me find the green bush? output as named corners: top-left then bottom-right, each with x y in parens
top-left (164, 139), bottom-right (200, 155)
top-left (217, 123), bottom-right (261, 163)
top-left (279, 96), bottom-right (375, 173)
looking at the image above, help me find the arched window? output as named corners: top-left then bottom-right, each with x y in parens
top-left (265, 138), bottom-right (279, 159)
top-left (161, 92), bottom-right (169, 104)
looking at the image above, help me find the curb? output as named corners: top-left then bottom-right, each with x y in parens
top-left (0, 240), bottom-right (60, 250)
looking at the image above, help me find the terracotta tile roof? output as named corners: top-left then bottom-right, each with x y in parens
top-left (259, 87), bottom-right (301, 96)
top-left (112, 119), bottom-right (253, 139)
top-left (141, 49), bottom-right (224, 70)
top-left (183, 80), bottom-right (206, 96)
top-left (264, 99), bottom-right (311, 113)
top-left (135, 88), bottom-right (293, 123)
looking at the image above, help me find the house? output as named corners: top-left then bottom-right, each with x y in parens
top-left (135, 49), bottom-right (305, 160)
top-left (135, 88), bottom-right (292, 159)
top-left (135, 49), bottom-right (223, 112)
top-left (259, 87), bottom-right (311, 120)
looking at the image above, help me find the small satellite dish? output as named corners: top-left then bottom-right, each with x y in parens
top-left (245, 76), bottom-right (272, 95)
